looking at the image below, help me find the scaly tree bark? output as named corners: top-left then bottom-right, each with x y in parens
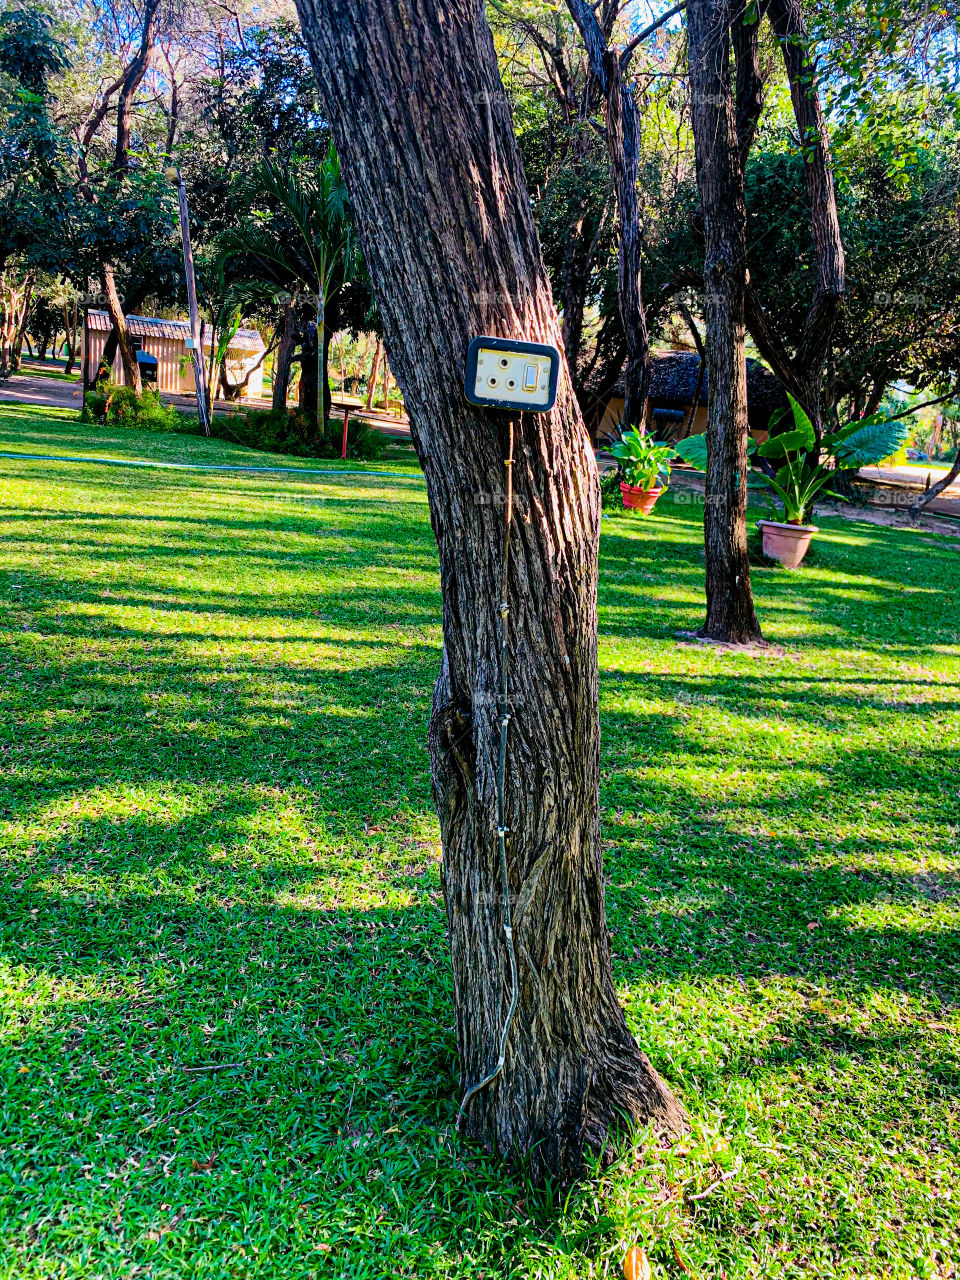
top-left (294, 0), bottom-right (685, 1180)
top-left (687, 0), bottom-right (763, 643)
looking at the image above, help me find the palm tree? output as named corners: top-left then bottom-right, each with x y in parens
top-left (217, 142), bottom-right (360, 421)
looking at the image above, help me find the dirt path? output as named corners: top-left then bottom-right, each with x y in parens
top-left (0, 371), bottom-right (84, 411)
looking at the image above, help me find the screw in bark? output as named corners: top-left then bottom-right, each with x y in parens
top-left (456, 418), bottom-right (521, 1128)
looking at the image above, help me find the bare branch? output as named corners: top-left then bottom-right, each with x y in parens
top-left (620, 1), bottom-right (687, 67)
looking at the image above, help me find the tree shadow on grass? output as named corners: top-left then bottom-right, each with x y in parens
top-left (598, 509), bottom-right (960, 650)
top-left (1, 458), bottom-right (958, 1273)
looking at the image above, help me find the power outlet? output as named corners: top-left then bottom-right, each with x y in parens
top-left (464, 336), bottom-right (560, 412)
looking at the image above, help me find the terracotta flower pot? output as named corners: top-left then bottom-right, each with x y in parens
top-left (620, 482), bottom-right (663, 514)
top-left (757, 519), bottom-right (818, 568)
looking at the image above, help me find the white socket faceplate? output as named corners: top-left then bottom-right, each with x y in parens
top-left (472, 347), bottom-right (552, 409)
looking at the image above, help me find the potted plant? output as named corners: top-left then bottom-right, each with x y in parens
top-left (609, 428), bottom-right (675, 514)
top-left (673, 395), bottom-right (911, 567)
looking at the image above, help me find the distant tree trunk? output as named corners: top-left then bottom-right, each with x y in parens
top-left (687, 0), bottom-right (762, 643)
top-left (294, 0), bottom-right (686, 1182)
top-left (322, 319), bottom-right (333, 422)
top-left (365, 336), bottom-right (382, 409)
top-left (99, 284), bottom-right (148, 386)
top-left (273, 298), bottom-right (297, 412)
top-left (741, 0), bottom-right (844, 441)
top-left (566, 0), bottom-right (649, 431)
top-left (677, 301), bottom-right (706, 439)
top-left (11, 275), bottom-right (35, 371)
top-left (910, 447), bottom-right (960, 519)
top-left (102, 263), bottom-right (141, 393)
top-left (62, 299), bottom-right (78, 375)
top-left (298, 319), bottom-right (319, 423)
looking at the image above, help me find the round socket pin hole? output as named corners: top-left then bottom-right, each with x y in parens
top-left (498, 357), bottom-right (510, 369)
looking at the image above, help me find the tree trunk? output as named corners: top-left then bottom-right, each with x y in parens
top-left (98, 285), bottom-right (143, 378)
top-left (321, 313), bottom-right (333, 422)
top-left (273, 298), bottom-right (297, 412)
top-left (566, 1), bottom-right (649, 432)
top-left (102, 263), bottom-right (141, 393)
top-left (741, 0), bottom-right (844, 442)
top-left (687, 0), bottom-right (763, 643)
top-left (298, 319), bottom-right (319, 424)
top-left (909, 447), bottom-right (960, 519)
top-left (62, 298), bottom-right (78, 375)
top-left (113, 0), bottom-right (161, 171)
top-left (11, 275), bottom-right (35, 371)
top-left (293, 0), bottom-right (685, 1182)
top-left (366, 336), bottom-right (382, 410)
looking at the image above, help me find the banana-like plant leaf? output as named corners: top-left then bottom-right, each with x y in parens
top-left (785, 393), bottom-right (817, 448)
top-left (672, 433), bottom-right (709, 471)
top-left (827, 413), bottom-right (887, 444)
top-left (758, 426), bottom-right (815, 458)
top-left (828, 417), bottom-right (911, 467)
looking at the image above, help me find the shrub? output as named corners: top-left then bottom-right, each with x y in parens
top-left (222, 409), bottom-right (388, 460)
top-left (82, 386), bottom-right (182, 432)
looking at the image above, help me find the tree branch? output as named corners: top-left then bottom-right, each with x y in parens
top-left (620, 1), bottom-right (687, 67)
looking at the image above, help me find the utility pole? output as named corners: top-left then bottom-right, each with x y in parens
top-left (166, 165), bottom-right (210, 436)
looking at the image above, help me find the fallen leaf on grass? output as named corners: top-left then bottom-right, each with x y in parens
top-left (623, 1246), bottom-right (651, 1280)
top-left (191, 1154), bottom-right (218, 1172)
top-left (672, 1240), bottom-right (695, 1275)
top-left (146, 1209), bottom-right (186, 1242)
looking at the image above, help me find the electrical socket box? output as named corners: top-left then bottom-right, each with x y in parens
top-left (464, 336), bottom-right (560, 413)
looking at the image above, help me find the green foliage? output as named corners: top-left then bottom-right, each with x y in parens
top-left (224, 407), bottom-right (388, 460)
top-left (600, 468), bottom-right (626, 510)
top-left (0, 403), bottom-right (958, 1279)
top-left (676, 397), bottom-right (913, 522)
top-left (81, 386), bottom-right (181, 432)
top-left (828, 414), bottom-right (912, 467)
top-left (609, 428), bottom-right (675, 490)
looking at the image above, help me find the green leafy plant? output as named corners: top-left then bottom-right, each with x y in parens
top-left (674, 396), bottom-right (911, 523)
top-left (609, 428), bottom-right (675, 491)
top-left (227, 407), bottom-right (388, 459)
top-left (81, 386), bottom-right (181, 432)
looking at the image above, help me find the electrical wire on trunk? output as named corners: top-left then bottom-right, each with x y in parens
top-left (456, 418), bottom-right (521, 1127)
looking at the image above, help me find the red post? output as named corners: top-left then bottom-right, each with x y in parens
top-left (341, 405), bottom-right (350, 459)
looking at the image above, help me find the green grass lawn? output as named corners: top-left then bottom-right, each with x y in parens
top-left (16, 359), bottom-right (80, 383)
top-left (0, 403), bottom-right (957, 1279)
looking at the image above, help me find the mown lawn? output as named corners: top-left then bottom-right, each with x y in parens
top-left (0, 402), bottom-right (957, 1279)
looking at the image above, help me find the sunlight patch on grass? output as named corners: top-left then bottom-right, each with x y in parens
top-left (0, 405), bottom-right (956, 1279)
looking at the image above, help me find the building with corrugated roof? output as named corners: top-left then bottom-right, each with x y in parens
top-left (82, 311), bottom-right (266, 401)
top-left (594, 350), bottom-right (787, 442)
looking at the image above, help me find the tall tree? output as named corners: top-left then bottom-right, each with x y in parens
top-left (564, 0), bottom-right (685, 432)
top-left (217, 147), bottom-right (359, 423)
top-left (293, 0), bottom-right (685, 1179)
top-left (686, 0), bottom-right (763, 643)
top-left (741, 0), bottom-right (845, 439)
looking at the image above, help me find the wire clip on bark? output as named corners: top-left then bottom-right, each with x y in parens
top-left (456, 421), bottom-right (522, 1129)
